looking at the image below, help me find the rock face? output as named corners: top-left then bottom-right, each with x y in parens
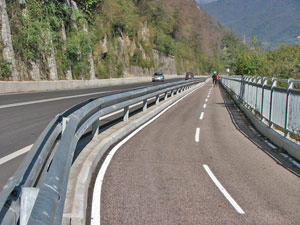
top-left (0, 0), bottom-right (19, 80)
top-left (2, 0), bottom-right (221, 81)
top-left (114, 24), bottom-right (177, 77)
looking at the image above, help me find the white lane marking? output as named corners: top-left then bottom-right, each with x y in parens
top-left (91, 84), bottom-right (203, 225)
top-left (0, 91), bottom-right (113, 109)
top-left (0, 85), bottom-right (152, 109)
top-left (195, 128), bottom-right (200, 142)
top-left (200, 112), bottom-right (204, 120)
top-left (203, 104), bottom-right (207, 109)
top-left (0, 145), bottom-right (33, 166)
top-left (205, 98), bottom-right (208, 102)
top-left (203, 164), bottom-right (245, 214)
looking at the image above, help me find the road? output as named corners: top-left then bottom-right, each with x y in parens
top-left (0, 78), bottom-right (183, 189)
top-left (97, 83), bottom-right (300, 224)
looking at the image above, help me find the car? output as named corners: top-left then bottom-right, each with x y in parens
top-left (185, 72), bottom-right (194, 80)
top-left (152, 72), bottom-right (165, 82)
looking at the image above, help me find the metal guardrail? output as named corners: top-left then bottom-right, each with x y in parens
top-left (221, 76), bottom-right (300, 138)
top-left (0, 79), bottom-right (202, 225)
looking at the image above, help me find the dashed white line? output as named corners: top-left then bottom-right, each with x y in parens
top-left (195, 128), bottom-right (200, 142)
top-left (203, 164), bottom-right (245, 214)
top-left (205, 98), bottom-right (208, 102)
top-left (0, 145), bottom-right (33, 166)
top-left (200, 112), bottom-right (204, 120)
top-left (203, 104), bottom-right (207, 109)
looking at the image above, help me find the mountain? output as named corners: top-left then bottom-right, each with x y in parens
top-left (200, 0), bottom-right (300, 49)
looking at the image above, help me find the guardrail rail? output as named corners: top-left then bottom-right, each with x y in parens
top-left (0, 79), bottom-right (202, 225)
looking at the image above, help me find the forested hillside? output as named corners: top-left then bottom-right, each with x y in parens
top-left (202, 0), bottom-right (300, 49)
top-left (0, 0), bottom-right (225, 81)
top-left (221, 32), bottom-right (300, 80)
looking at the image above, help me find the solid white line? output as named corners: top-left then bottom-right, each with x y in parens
top-left (91, 84), bottom-right (203, 225)
top-left (203, 104), bottom-right (207, 109)
top-left (200, 112), bottom-right (204, 120)
top-left (203, 164), bottom-right (245, 214)
top-left (195, 128), bottom-right (200, 142)
top-left (0, 86), bottom-right (152, 109)
top-left (0, 91), bottom-right (113, 109)
top-left (0, 145), bottom-right (33, 166)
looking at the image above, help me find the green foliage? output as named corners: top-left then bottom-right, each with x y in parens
top-left (75, 0), bottom-right (101, 15)
top-left (101, 0), bottom-right (139, 39)
top-left (0, 60), bottom-right (12, 80)
top-left (221, 32), bottom-right (300, 79)
top-left (265, 45), bottom-right (300, 79)
top-left (130, 50), bottom-right (153, 69)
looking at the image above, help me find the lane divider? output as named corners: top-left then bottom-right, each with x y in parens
top-left (203, 104), bottom-right (207, 109)
top-left (199, 112), bottom-right (204, 120)
top-left (195, 128), bottom-right (200, 142)
top-left (203, 164), bottom-right (245, 214)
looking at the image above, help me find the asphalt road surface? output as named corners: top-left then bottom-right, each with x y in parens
top-left (98, 83), bottom-right (300, 224)
top-left (0, 78), bottom-right (183, 189)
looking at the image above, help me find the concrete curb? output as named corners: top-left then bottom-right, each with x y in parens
top-left (222, 84), bottom-right (300, 161)
top-left (62, 80), bottom-right (208, 225)
top-left (0, 76), bottom-right (184, 93)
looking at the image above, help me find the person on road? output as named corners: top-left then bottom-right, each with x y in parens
top-left (212, 71), bottom-right (217, 86)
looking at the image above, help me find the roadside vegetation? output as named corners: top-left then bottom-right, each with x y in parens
top-left (221, 32), bottom-right (300, 80)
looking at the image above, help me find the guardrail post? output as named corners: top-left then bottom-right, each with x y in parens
top-left (155, 95), bottom-right (160, 105)
top-left (20, 187), bottom-right (39, 225)
top-left (123, 106), bottom-right (129, 121)
top-left (171, 90), bottom-right (174, 97)
top-left (143, 99), bottom-right (148, 111)
top-left (284, 79), bottom-right (294, 137)
top-left (62, 117), bottom-right (70, 134)
top-left (164, 91), bottom-right (168, 100)
top-left (92, 119), bottom-right (99, 138)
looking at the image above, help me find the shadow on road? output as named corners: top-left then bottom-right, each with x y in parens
top-left (219, 85), bottom-right (300, 178)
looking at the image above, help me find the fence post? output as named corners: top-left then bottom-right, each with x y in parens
top-left (284, 79), bottom-right (294, 137)
top-left (239, 75), bottom-right (245, 104)
top-left (255, 77), bottom-right (262, 112)
top-left (269, 78), bottom-right (277, 127)
top-left (261, 77), bottom-right (268, 119)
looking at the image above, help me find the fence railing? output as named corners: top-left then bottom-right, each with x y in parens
top-left (0, 79), bottom-right (202, 225)
top-left (221, 76), bottom-right (300, 139)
